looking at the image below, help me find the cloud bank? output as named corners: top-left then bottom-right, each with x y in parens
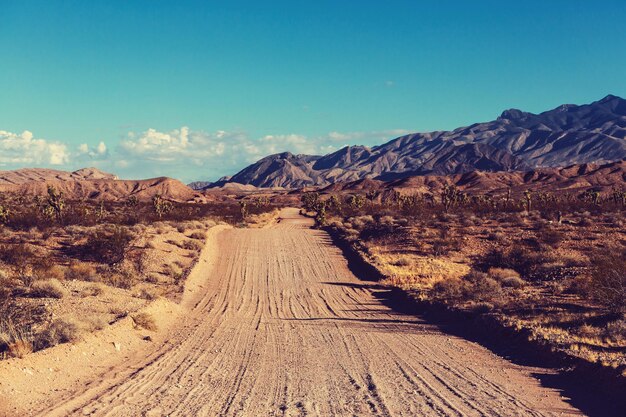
top-left (0, 130), bottom-right (70, 167)
top-left (0, 127), bottom-right (410, 182)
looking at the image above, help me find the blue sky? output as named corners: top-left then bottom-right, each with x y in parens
top-left (1, 1), bottom-right (625, 182)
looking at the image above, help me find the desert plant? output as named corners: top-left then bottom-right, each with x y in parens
top-left (152, 194), bottom-right (173, 219)
top-left (36, 318), bottom-right (83, 348)
top-left (44, 185), bottom-right (65, 221)
top-left (588, 251), bottom-right (626, 313)
top-left (82, 226), bottom-right (133, 265)
top-left (131, 312), bottom-right (157, 331)
top-left (30, 279), bottom-right (67, 299)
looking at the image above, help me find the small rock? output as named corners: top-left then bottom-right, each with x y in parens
top-left (113, 342), bottom-right (121, 351)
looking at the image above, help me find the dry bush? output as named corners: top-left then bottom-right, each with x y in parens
top-left (488, 267), bottom-right (525, 288)
top-left (75, 226), bottom-right (134, 265)
top-left (35, 265), bottom-right (65, 282)
top-left (182, 239), bottom-right (203, 252)
top-left (131, 312), bottom-right (157, 331)
top-left (432, 278), bottom-right (466, 300)
top-left (0, 320), bottom-right (33, 359)
top-left (163, 263), bottom-right (183, 283)
top-left (603, 319), bottom-right (626, 341)
top-left (104, 270), bottom-right (136, 289)
top-left (134, 286), bottom-right (161, 300)
top-left (188, 231), bottom-right (205, 240)
top-left (36, 318), bottom-right (83, 349)
top-left (80, 282), bottom-right (106, 297)
top-left (537, 227), bottom-right (565, 248)
top-left (145, 273), bottom-right (161, 284)
top-left (30, 279), bottom-right (67, 299)
top-left (588, 251), bottom-right (626, 313)
top-left (464, 271), bottom-right (503, 302)
top-left (65, 262), bottom-right (98, 281)
top-left (432, 271), bottom-right (503, 305)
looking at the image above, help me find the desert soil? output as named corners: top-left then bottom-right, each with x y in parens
top-left (5, 208), bottom-right (582, 416)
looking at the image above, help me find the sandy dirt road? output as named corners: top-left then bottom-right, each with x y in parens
top-left (34, 208), bottom-right (582, 417)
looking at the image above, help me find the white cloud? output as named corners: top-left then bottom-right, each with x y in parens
top-left (78, 141), bottom-right (109, 159)
top-left (0, 126), bottom-right (411, 182)
top-left (0, 130), bottom-right (70, 167)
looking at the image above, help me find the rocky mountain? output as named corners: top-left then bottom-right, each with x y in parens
top-left (207, 95), bottom-right (626, 189)
top-left (0, 167), bottom-right (206, 202)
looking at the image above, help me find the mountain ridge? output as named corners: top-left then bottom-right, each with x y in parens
top-left (195, 95), bottom-right (626, 189)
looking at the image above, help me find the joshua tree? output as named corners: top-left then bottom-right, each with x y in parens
top-left (0, 204), bottom-right (9, 224)
top-left (524, 190), bottom-right (532, 213)
top-left (45, 185), bottom-right (65, 221)
top-left (239, 200), bottom-right (248, 220)
top-left (152, 194), bottom-right (173, 219)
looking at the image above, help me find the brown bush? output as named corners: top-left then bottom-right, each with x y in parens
top-left (35, 318), bottom-right (83, 349)
top-left (30, 279), bottom-right (67, 299)
top-left (588, 250), bottom-right (626, 313)
top-left (79, 226), bottom-right (134, 265)
top-left (131, 312), bottom-right (157, 331)
top-left (65, 262), bottom-right (98, 281)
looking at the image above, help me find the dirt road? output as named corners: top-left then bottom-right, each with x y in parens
top-left (35, 208), bottom-right (581, 416)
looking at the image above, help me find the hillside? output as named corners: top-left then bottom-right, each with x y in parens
top-left (0, 168), bottom-right (205, 202)
top-left (209, 95), bottom-right (626, 188)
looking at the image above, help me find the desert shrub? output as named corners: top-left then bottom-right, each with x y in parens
top-left (182, 239), bottom-right (203, 252)
top-left (464, 271), bottom-right (503, 302)
top-left (36, 318), bottom-right (83, 348)
top-left (603, 319), bottom-right (626, 341)
top-left (80, 283), bottom-right (106, 297)
top-left (393, 257), bottom-right (412, 267)
top-left (0, 243), bottom-right (36, 279)
top-left (163, 263), bottom-right (183, 283)
top-left (134, 286), bottom-right (161, 300)
top-left (131, 312), bottom-right (157, 331)
top-left (188, 231), bottom-right (205, 240)
top-left (432, 278), bottom-right (467, 300)
top-left (65, 262), bottom-right (98, 281)
top-left (34, 265), bottom-right (65, 282)
top-left (145, 273), bottom-right (160, 284)
top-left (0, 320), bottom-right (33, 359)
top-left (501, 276), bottom-right (526, 288)
top-left (587, 251), bottom-right (626, 313)
top-left (103, 270), bottom-right (136, 289)
top-left (431, 229), bottom-right (462, 257)
top-left (80, 226), bottom-right (134, 265)
top-left (488, 267), bottom-right (521, 281)
top-left (30, 279), bottom-right (67, 299)
top-left (537, 227), bottom-right (564, 248)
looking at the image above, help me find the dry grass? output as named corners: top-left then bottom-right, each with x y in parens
top-left (30, 279), bottom-right (68, 299)
top-left (131, 312), bottom-right (157, 331)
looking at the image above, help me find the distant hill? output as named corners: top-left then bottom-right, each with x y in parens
top-left (207, 95), bottom-right (626, 189)
top-left (0, 167), bottom-right (118, 184)
top-left (320, 160), bottom-right (626, 197)
top-left (0, 167), bottom-right (205, 202)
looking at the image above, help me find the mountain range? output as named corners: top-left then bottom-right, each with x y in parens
top-left (197, 94), bottom-right (626, 189)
